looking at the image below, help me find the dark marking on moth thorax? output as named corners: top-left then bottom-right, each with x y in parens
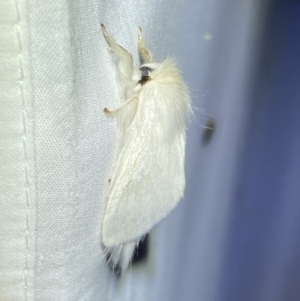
top-left (138, 75), bottom-right (151, 85)
top-left (139, 66), bottom-right (153, 85)
top-left (140, 66), bottom-right (153, 75)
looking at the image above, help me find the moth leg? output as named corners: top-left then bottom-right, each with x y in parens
top-left (101, 24), bottom-right (135, 99)
top-left (138, 27), bottom-right (154, 63)
top-left (104, 96), bottom-right (137, 116)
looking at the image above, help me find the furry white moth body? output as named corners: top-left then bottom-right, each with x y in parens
top-left (101, 24), bottom-right (191, 273)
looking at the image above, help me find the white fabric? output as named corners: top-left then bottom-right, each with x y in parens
top-left (0, 0), bottom-right (36, 299)
top-left (0, 0), bottom-right (265, 301)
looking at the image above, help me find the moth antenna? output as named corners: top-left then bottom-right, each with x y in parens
top-left (138, 27), bottom-right (154, 63)
top-left (101, 23), bottom-right (107, 35)
top-left (101, 24), bottom-right (134, 99)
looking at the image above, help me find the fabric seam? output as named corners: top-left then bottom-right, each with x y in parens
top-left (15, 0), bottom-right (30, 300)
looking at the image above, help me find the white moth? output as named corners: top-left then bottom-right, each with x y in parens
top-left (101, 24), bottom-right (191, 272)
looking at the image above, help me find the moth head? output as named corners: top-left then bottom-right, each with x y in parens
top-left (138, 63), bottom-right (158, 85)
